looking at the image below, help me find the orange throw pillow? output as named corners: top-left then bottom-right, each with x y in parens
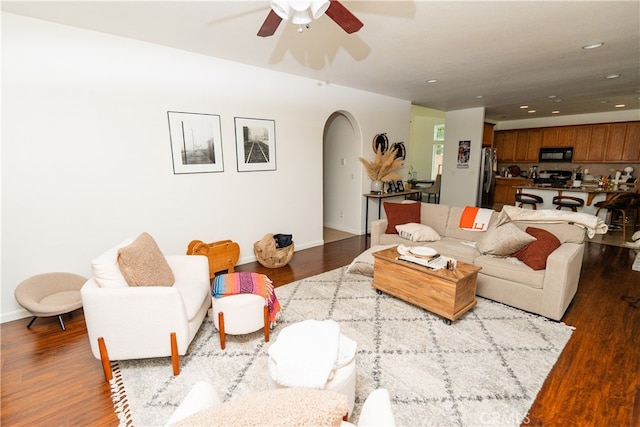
top-left (383, 202), bottom-right (420, 234)
top-left (512, 227), bottom-right (561, 270)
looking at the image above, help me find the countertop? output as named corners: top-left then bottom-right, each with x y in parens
top-left (513, 184), bottom-right (636, 206)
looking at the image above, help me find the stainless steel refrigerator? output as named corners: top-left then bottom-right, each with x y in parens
top-left (476, 147), bottom-right (497, 208)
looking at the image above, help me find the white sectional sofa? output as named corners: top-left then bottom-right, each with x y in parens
top-left (370, 202), bottom-right (588, 321)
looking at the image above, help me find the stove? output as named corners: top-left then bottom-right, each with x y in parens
top-left (533, 170), bottom-right (572, 187)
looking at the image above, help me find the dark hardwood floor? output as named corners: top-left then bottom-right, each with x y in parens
top-left (1, 237), bottom-right (638, 426)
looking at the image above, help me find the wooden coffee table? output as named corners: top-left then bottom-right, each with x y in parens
top-left (371, 246), bottom-right (481, 324)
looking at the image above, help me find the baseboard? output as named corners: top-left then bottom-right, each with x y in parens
top-left (2, 308), bottom-right (30, 324)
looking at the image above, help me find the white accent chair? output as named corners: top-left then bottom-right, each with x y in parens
top-left (81, 240), bottom-right (210, 382)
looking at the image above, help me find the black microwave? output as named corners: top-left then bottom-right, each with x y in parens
top-left (539, 147), bottom-right (573, 162)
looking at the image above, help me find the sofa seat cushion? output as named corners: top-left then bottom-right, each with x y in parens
top-left (379, 233), bottom-right (420, 247)
top-left (474, 255), bottom-right (545, 289)
top-left (427, 238), bottom-right (480, 265)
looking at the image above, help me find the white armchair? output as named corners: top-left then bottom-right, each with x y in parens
top-left (81, 238), bottom-right (210, 382)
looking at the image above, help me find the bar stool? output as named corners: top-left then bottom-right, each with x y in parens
top-left (552, 196), bottom-right (584, 212)
top-left (515, 193), bottom-right (543, 210)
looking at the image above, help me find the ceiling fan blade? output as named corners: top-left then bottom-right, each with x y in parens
top-left (325, 0), bottom-right (363, 34)
top-left (257, 9), bottom-right (282, 37)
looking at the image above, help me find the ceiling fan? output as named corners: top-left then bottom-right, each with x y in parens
top-left (258, 0), bottom-right (363, 37)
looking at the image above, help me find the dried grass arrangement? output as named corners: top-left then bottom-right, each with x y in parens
top-left (359, 145), bottom-right (404, 182)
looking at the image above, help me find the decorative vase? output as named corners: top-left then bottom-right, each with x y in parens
top-left (371, 180), bottom-right (383, 194)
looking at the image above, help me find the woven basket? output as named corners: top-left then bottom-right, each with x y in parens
top-left (253, 242), bottom-right (294, 268)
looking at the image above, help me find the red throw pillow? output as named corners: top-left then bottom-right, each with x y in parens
top-left (384, 202), bottom-right (420, 234)
top-left (512, 227), bottom-right (561, 270)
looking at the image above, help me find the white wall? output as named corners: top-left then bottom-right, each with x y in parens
top-left (440, 108), bottom-right (485, 207)
top-left (408, 106), bottom-right (446, 181)
top-left (1, 13), bottom-right (410, 322)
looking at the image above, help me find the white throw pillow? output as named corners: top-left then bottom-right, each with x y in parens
top-left (476, 222), bottom-right (536, 256)
top-left (395, 223), bottom-right (441, 242)
top-left (91, 238), bottom-right (133, 288)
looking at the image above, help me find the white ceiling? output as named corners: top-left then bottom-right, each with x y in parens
top-left (3, 0), bottom-right (639, 121)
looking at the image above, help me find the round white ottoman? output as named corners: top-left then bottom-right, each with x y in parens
top-left (212, 293), bottom-right (269, 349)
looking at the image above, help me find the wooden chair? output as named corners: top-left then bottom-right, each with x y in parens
top-left (515, 193), bottom-right (543, 210)
top-left (552, 196), bottom-right (584, 212)
top-left (595, 193), bottom-right (639, 241)
top-left (422, 174), bottom-right (441, 204)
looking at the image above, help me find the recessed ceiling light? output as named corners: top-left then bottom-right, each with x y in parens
top-left (615, 104), bottom-right (626, 108)
top-left (552, 110), bottom-right (560, 114)
top-left (582, 42), bottom-right (604, 50)
top-left (426, 79), bottom-right (438, 83)
top-left (520, 105), bottom-right (528, 109)
top-left (601, 100), bottom-right (609, 104)
top-left (528, 110), bottom-right (537, 113)
top-left (605, 73), bottom-right (621, 79)
top-left (547, 95), bottom-right (557, 99)
top-left (476, 95), bottom-right (484, 99)
top-left (554, 99), bottom-right (563, 103)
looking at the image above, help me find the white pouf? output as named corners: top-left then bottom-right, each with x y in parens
top-left (212, 293), bottom-right (269, 349)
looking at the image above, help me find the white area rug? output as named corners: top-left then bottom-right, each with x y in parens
top-left (111, 267), bottom-right (574, 426)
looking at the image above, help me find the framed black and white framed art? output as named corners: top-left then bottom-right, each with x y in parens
top-left (167, 111), bottom-right (224, 174)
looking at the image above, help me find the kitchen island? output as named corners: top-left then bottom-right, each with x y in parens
top-left (513, 184), bottom-right (636, 215)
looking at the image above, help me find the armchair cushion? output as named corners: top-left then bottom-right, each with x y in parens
top-left (118, 232), bottom-right (175, 287)
top-left (91, 238), bottom-right (133, 288)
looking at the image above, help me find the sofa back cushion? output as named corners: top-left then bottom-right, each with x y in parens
top-left (445, 206), bottom-right (499, 241)
top-left (513, 222), bottom-right (586, 244)
top-left (419, 203), bottom-right (451, 236)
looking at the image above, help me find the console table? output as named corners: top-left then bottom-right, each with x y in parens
top-left (363, 189), bottom-right (423, 235)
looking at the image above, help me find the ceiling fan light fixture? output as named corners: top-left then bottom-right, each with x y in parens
top-left (290, 0), bottom-right (312, 12)
top-left (291, 9), bottom-right (312, 25)
top-left (270, 0), bottom-right (291, 19)
top-left (310, 0), bottom-right (330, 19)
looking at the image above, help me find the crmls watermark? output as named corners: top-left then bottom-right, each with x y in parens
top-left (479, 411), bottom-right (530, 425)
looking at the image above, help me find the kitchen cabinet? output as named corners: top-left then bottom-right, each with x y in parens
top-left (482, 122), bottom-right (495, 147)
top-left (494, 177), bottom-right (533, 207)
top-left (605, 122), bottom-right (640, 162)
top-left (573, 125), bottom-right (608, 162)
top-left (556, 126), bottom-right (576, 147)
top-left (526, 129), bottom-right (542, 161)
top-left (541, 127), bottom-right (559, 147)
top-left (497, 121), bottom-right (638, 163)
top-left (494, 131), bottom-right (516, 161)
top-left (513, 130), bottom-right (529, 161)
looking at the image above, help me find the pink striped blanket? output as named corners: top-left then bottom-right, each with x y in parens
top-left (212, 272), bottom-right (281, 323)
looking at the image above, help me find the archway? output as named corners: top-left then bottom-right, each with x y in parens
top-left (322, 111), bottom-right (363, 242)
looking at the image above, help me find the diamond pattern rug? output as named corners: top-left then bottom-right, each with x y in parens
top-left (111, 267), bottom-right (574, 426)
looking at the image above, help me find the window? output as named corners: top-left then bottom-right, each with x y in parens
top-left (434, 124), bottom-right (445, 141)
